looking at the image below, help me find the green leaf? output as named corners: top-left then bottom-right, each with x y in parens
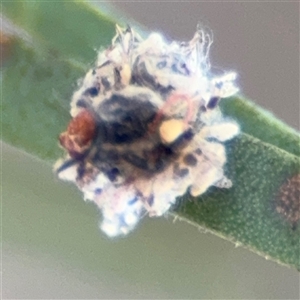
top-left (2, 2), bottom-right (300, 270)
top-left (220, 97), bottom-right (300, 157)
top-left (175, 134), bottom-right (300, 269)
top-left (2, 1), bottom-right (116, 64)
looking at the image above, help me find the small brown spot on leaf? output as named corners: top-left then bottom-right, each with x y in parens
top-left (276, 174), bottom-right (300, 228)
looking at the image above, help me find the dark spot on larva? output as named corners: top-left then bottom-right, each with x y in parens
top-left (154, 159), bottom-right (165, 172)
top-left (183, 129), bottom-right (194, 141)
top-left (170, 129), bottom-right (194, 149)
top-left (114, 68), bottom-right (121, 85)
top-left (157, 60), bottom-right (167, 69)
top-left (195, 148), bottom-right (202, 155)
top-left (162, 146), bottom-right (173, 156)
top-left (76, 99), bottom-right (88, 108)
top-left (200, 105), bottom-right (207, 112)
top-left (147, 195), bottom-right (154, 206)
top-left (128, 197), bottom-right (139, 206)
top-left (95, 188), bottom-right (102, 194)
top-left (124, 25), bottom-right (132, 33)
top-left (170, 56), bottom-right (190, 76)
top-left (207, 97), bottom-right (220, 109)
top-left (174, 167), bottom-right (189, 178)
top-left (101, 77), bottom-right (111, 90)
top-left (106, 167), bottom-right (120, 182)
top-left (215, 82), bottom-right (223, 89)
top-left (178, 168), bottom-right (189, 177)
top-left (179, 62), bottom-right (190, 76)
top-left (276, 174), bottom-right (300, 228)
top-left (92, 69), bottom-right (96, 75)
top-left (183, 153), bottom-right (198, 166)
top-left (84, 87), bottom-right (99, 97)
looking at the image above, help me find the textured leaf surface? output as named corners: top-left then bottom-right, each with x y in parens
top-left (2, 2), bottom-right (300, 269)
top-left (175, 135), bottom-right (300, 269)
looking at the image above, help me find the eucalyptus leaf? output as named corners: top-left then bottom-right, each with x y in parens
top-left (2, 2), bottom-right (299, 270)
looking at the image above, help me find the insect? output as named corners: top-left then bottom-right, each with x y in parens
top-left (54, 25), bottom-right (239, 237)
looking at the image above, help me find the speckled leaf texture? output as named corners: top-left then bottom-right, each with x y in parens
top-left (2, 2), bottom-right (299, 269)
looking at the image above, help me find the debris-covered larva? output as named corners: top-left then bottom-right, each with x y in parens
top-left (54, 25), bottom-right (239, 237)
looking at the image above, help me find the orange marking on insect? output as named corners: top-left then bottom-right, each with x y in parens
top-left (148, 92), bottom-right (195, 134)
top-left (59, 109), bottom-right (96, 157)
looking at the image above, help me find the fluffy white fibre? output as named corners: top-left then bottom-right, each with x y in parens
top-left (55, 25), bottom-right (240, 237)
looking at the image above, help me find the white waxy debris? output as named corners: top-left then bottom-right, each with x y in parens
top-left (55, 24), bottom-right (240, 237)
top-left (201, 122), bottom-right (240, 141)
top-left (54, 159), bottom-right (78, 182)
